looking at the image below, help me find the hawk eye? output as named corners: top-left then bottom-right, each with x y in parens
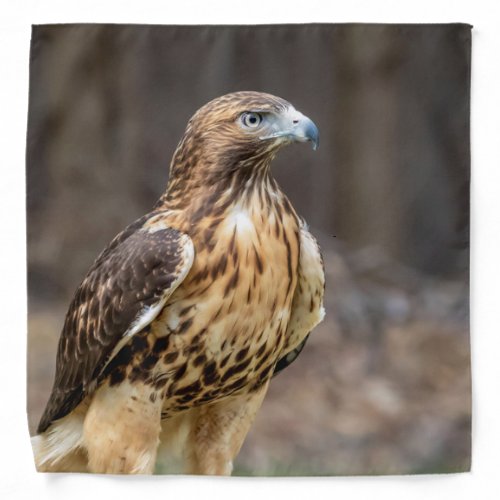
top-left (240, 112), bottom-right (263, 129)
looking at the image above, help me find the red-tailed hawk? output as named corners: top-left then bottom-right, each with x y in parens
top-left (32, 91), bottom-right (325, 475)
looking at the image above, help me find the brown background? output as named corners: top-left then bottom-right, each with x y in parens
top-left (27, 23), bottom-right (471, 475)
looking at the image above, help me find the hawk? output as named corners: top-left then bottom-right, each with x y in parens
top-left (32, 91), bottom-right (325, 475)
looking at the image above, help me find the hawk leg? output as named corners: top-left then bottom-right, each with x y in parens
top-left (186, 379), bottom-right (270, 475)
top-left (83, 381), bottom-right (164, 474)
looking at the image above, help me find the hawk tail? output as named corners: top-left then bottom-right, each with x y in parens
top-left (31, 410), bottom-right (86, 472)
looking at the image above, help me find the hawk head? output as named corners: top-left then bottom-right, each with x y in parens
top-left (189, 91), bottom-right (319, 153)
top-left (164, 91), bottom-right (319, 206)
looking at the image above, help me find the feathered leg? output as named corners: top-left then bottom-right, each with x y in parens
top-left (83, 381), bottom-right (163, 474)
top-left (186, 379), bottom-right (270, 475)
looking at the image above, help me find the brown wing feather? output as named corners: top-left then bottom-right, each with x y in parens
top-left (273, 223), bottom-right (325, 376)
top-left (273, 334), bottom-right (310, 376)
top-left (37, 215), bottom-right (194, 433)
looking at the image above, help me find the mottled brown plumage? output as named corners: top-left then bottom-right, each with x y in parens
top-left (32, 91), bottom-right (325, 475)
top-left (37, 218), bottom-right (194, 433)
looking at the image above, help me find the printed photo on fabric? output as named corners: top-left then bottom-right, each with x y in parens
top-left (26, 23), bottom-right (471, 475)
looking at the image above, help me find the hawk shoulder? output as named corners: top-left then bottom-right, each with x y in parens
top-left (37, 212), bottom-right (194, 433)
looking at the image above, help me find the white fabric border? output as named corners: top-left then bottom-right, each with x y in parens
top-left (0, 1), bottom-right (498, 499)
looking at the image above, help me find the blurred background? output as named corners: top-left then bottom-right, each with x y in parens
top-left (26, 23), bottom-right (471, 475)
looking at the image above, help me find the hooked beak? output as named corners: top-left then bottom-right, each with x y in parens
top-left (291, 113), bottom-right (320, 150)
top-left (260, 108), bottom-right (319, 150)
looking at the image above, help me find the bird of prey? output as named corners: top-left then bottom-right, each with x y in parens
top-left (32, 91), bottom-right (325, 475)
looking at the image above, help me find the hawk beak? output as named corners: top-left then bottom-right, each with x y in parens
top-left (291, 113), bottom-right (320, 150)
top-left (260, 108), bottom-right (319, 150)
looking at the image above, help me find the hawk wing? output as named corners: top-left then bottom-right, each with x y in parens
top-left (37, 214), bottom-right (194, 433)
top-left (274, 223), bottom-right (325, 376)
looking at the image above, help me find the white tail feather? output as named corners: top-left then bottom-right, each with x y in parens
top-left (32, 412), bottom-right (86, 472)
